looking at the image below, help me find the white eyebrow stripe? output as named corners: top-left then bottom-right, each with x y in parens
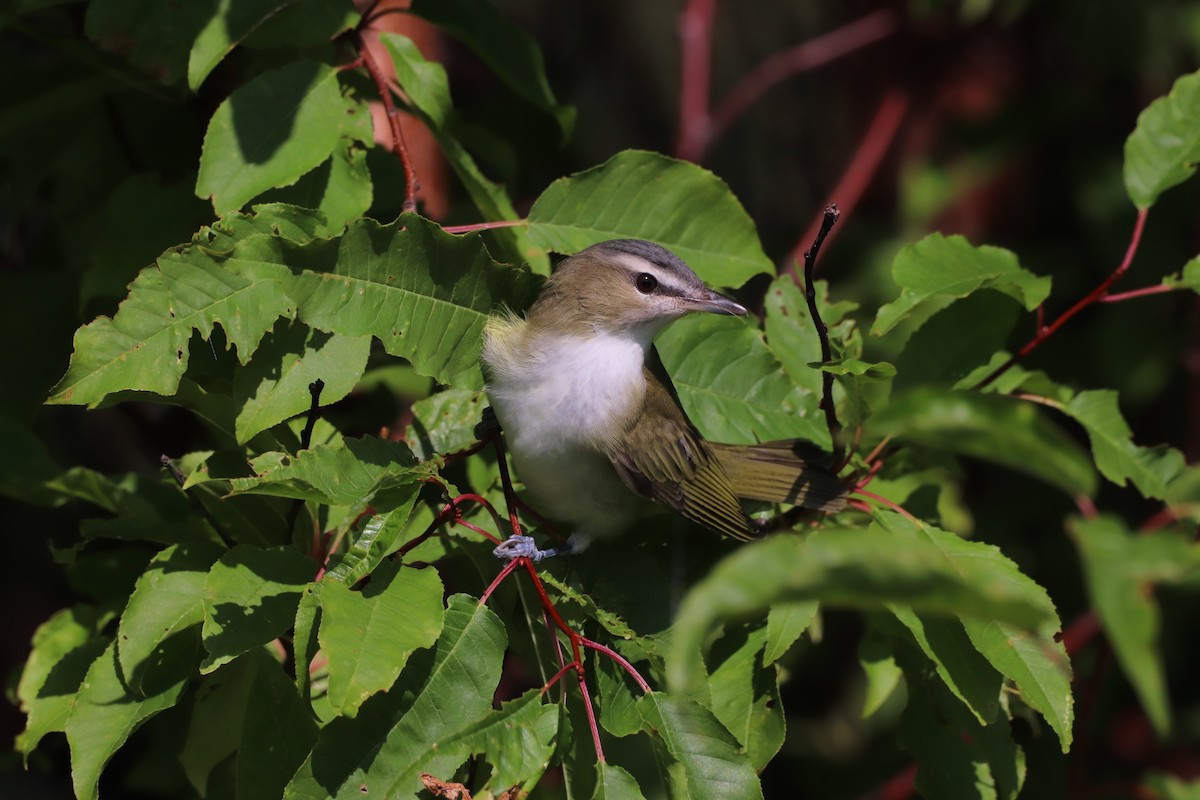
top-left (609, 253), bottom-right (691, 293)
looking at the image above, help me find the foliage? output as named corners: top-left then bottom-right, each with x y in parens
top-left (5, 2), bottom-right (1200, 799)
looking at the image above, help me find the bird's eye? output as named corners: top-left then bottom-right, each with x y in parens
top-left (635, 273), bottom-right (658, 294)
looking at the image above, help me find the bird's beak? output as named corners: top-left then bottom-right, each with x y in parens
top-left (683, 288), bottom-right (747, 316)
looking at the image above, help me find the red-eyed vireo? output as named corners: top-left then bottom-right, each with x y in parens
top-left (482, 239), bottom-right (846, 561)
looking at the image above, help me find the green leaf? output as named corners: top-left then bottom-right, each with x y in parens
top-left (432, 689), bottom-right (558, 790)
top-left (200, 203), bottom-right (337, 251)
top-left (66, 640), bottom-right (190, 800)
top-left (196, 61), bottom-right (353, 214)
top-left (706, 624), bottom-right (785, 771)
top-left (200, 544), bottom-right (315, 673)
top-left (181, 649), bottom-right (319, 797)
top-left (408, 0), bottom-right (573, 138)
top-left (187, 0), bottom-right (295, 90)
top-left (1070, 515), bottom-right (1200, 735)
top-left (762, 275), bottom-right (829, 395)
top-left (894, 291), bottom-right (1022, 392)
top-left (762, 601), bottom-right (818, 665)
top-left (638, 692), bottom-right (762, 800)
top-left (896, 643), bottom-right (1026, 800)
top-left (407, 389), bottom-right (488, 460)
top-left (48, 252), bottom-right (296, 406)
top-left (116, 540), bottom-right (224, 695)
top-left (378, 33), bottom-right (545, 271)
top-left (875, 511), bottom-right (1073, 750)
top-left (656, 314), bottom-right (828, 447)
top-left (868, 389), bottom-right (1098, 497)
top-left (85, 0), bottom-right (213, 85)
top-left (528, 150), bottom-right (773, 287)
top-left (593, 763), bottom-right (648, 800)
top-left (872, 234), bottom-right (1050, 336)
top-left (1163, 255), bottom-right (1200, 291)
top-left (1063, 390), bottom-right (1186, 500)
top-left (667, 528), bottom-right (1051, 693)
top-left (319, 560), bottom-right (445, 717)
top-left (228, 436), bottom-right (428, 511)
top-left (324, 499), bottom-right (424, 586)
top-left (233, 323), bottom-right (371, 443)
top-left (1124, 69), bottom-right (1200, 208)
top-left (16, 606), bottom-right (107, 759)
top-left (284, 594), bottom-right (507, 799)
top-left (293, 582), bottom-right (323, 706)
top-left (235, 214), bottom-right (541, 389)
top-left (859, 625), bottom-right (902, 718)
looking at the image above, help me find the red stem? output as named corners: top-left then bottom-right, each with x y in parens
top-left (580, 636), bottom-right (652, 693)
top-left (788, 89), bottom-right (909, 273)
top-left (442, 219), bottom-right (527, 235)
top-left (1098, 283), bottom-right (1177, 303)
top-left (978, 208), bottom-right (1150, 388)
top-left (852, 487), bottom-right (919, 524)
top-left (675, 0), bottom-right (717, 162)
top-left (356, 31), bottom-right (419, 212)
top-left (711, 8), bottom-right (898, 144)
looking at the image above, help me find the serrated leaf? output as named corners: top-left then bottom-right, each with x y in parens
top-left (196, 61), bottom-right (351, 214)
top-left (238, 214), bottom-right (540, 389)
top-left (896, 643), bottom-right (1026, 800)
top-left (707, 624), bottom-right (785, 771)
top-left (894, 291), bottom-right (1022, 392)
top-left (48, 252), bottom-right (295, 406)
top-left (638, 692), bottom-right (762, 800)
top-left (1124, 70), bottom-right (1200, 208)
top-left (320, 560), bottom-right (444, 717)
top-left (873, 234), bottom-right (1050, 336)
top-left (199, 203), bottom-right (337, 252)
top-left (762, 275), bottom-right (828, 394)
top-left (233, 323), bottom-right (371, 443)
top-left (378, 33), bottom-right (545, 271)
top-left (593, 763), bottom-right (648, 800)
top-left (762, 601), bottom-right (818, 665)
top-left (228, 436), bottom-right (427, 511)
top-left (408, 0), bottom-right (572, 138)
top-left (868, 389), bottom-right (1098, 497)
top-left (16, 606), bottom-right (107, 759)
top-left (324, 499), bottom-right (424, 586)
top-left (117, 540), bottom-right (224, 695)
top-left (875, 510), bottom-right (1073, 750)
top-left (527, 150), bottom-right (773, 287)
top-left (433, 689), bottom-right (558, 789)
top-left (667, 528), bottom-right (1051, 693)
top-left (1063, 390), bottom-right (1186, 500)
top-left (66, 640), bottom-right (190, 800)
top-left (284, 594), bottom-right (506, 799)
top-left (1069, 515), bottom-right (1200, 735)
top-left (200, 545), bottom-right (315, 672)
top-left (657, 314), bottom-right (827, 447)
top-left (407, 388), bottom-right (488, 460)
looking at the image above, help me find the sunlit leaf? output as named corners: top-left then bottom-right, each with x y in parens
top-left (528, 150), bottom-right (773, 287)
top-left (432, 689), bottom-right (558, 789)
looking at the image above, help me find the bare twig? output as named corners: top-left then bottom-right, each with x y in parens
top-left (355, 29), bottom-right (419, 212)
top-left (802, 204), bottom-right (844, 462)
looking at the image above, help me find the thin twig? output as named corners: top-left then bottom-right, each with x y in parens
top-left (674, 0), bottom-right (717, 162)
top-left (442, 219), bottom-right (527, 235)
top-left (711, 9), bottom-right (898, 144)
top-left (580, 636), bottom-right (652, 693)
top-left (787, 90), bottom-right (909, 274)
top-left (852, 487), bottom-right (919, 524)
top-left (356, 30), bottom-right (419, 212)
top-left (160, 454), bottom-right (232, 547)
top-left (288, 379), bottom-right (326, 541)
top-left (977, 208), bottom-right (1150, 389)
top-left (1098, 283), bottom-right (1177, 303)
top-left (802, 205), bottom-right (844, 462)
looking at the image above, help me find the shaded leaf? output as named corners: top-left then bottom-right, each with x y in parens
top-left (638, 692), bottom-right (762, 800)
top-left (868, 389), bottom-right (1097, 497)
top-left (407, 389), bottom-right (488, 461)
top-left (233, 323), bottom-right (371, 443)
top-left (593, 763), bottom-right (648, 800)
top-left (196, 62), bottom-right (353, 214)
top-left (763, 601), bottom-right (818, 665)
top-left (528, 150), bottom-right (773, 286)
top-left (433, 689), bottom-right (558, 789)
top-left (200, 544), bottom-right (315, 672)
top-left (320, 560), bottom-right (445, 717)
top-left (15, 606), bottom-right (107, 759)
top-left (707, 624), bottom-right (785, 770)
top-left (873, 234), bottom-right (1050, 336)
top-left (48, 252), bottom-right (295, 406)
top-left (284, 594), bottom-right (507, 799)
top-left (1163, 255), bottom-right (1200, 291)
top-left (893, 291), bottom-right (1022, 392)
top-left (187, 0), bottom-right (293, 90)
top-left (324, 499), bottom-right (424, 586)
top-left (85, 0), bottom-right (212, 85)
top-left (1124, 69), bottom-right (1200, 208)
top-left (657, 314), bottom-right (827, 447)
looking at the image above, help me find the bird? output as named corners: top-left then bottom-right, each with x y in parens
top-left (480, 239), bottom-right (846, 561)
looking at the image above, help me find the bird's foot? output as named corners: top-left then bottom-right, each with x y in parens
top-left (492, 534), bottom-right (572, 563)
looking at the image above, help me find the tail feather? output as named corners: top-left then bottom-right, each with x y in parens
top-left (711, 440), bottom-right (847, 513)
